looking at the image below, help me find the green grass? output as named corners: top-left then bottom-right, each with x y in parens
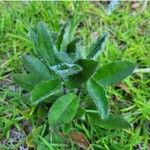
top-left (0, 1), bottom-right (150, 150)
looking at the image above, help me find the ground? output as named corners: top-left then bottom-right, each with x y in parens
top-left (0, 1), bottom-right (150, 150)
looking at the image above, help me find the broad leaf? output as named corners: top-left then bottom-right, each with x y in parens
top-left (87, 33), bottom-right (107, 59)
top-left (48, 93), bottom-right (79, 127)
top-left (31, 79), bottom-right (61, 105)
top-left (87, 79), bottom-right (109, 119)
top-left (23, 55), bottom-right (52, 80)
top-left (93, 61), bottom-right (136, 87)
top-left (88, 113), bottom-right (131, 129)
top-left (67, 59), bottom-right (98, 87)
top-left (13, 74), bottom-right (42, 91)
top-left (37, 22), bottom-right (57, 65)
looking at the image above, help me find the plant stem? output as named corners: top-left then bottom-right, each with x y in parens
top-left (134, 68), bottom-right (150, 73)
top-left (76, 87), bottom-right (81, 96)
top-left (62, 84), bottom-right (67, 94)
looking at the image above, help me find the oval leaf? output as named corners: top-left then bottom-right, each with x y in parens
top-left (23, 55), bottom-right (52, 80)
top-left (31, 79), bottom-right (61, 105)
top-left (48, 93), bottom-right (79, 127)
top-left (87, 79), bottom-right (109, 119)
top-left (88, 113), bottom-right (131, 129)
top-left (13, 74), bottom-right (42, 91)
top-left (93, 61), bottom-right (136, 87)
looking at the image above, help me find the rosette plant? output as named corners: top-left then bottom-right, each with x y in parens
top-left (13, 18), bottom-right (136, 147)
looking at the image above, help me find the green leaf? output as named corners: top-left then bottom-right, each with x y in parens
top-left (67, 59), bottom-right (98, 87)
top-left (68, 15), bottom-right (82, 41)
top-left (60, 16), bottom-right (82, 51)
top-left (66, 38), bottom-right (79, 53)
top-left (48, 93), bottom-right (79, 127)
top-left (29, 27), bottom-right (43, 57)
top-left (13, 74), bottom-right (42, 91)
top-left (29, 27), bottom-right (37, 46)
top-left (49, 63), bottom-right (82, 78)
top-left (93, 61), bottom-right (136, 87)
top-left (75, 43), bottom-right (86, 60)
top-left (23, 55), bottom-right (52, 80)
top-left (87, 33), bottom-right (107, 59)
top-left (59, 24), bottom-right (70, 51)
top-left (37, 22), bottom-right (57, 65)
top-left (50, 32), bottom-right (58, 43)
top-left (88, 113), bottom-right (131, 129)
top-left (87, 79), bottom-right (109, 119)
top-left (54, 51), bottom-right (73, 64)
top-left (56, 25), bottom-right (66, 50)
top-left (31, 79), bottom-right (61, 105)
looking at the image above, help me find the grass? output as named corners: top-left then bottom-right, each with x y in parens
top-left (0, 1), bottom-right (150, 150)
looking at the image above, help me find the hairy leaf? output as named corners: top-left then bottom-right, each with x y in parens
top-left (54, 51), bottom-right (73, 64)
top-left (87, 33), bottom-right (107, 59)
top-left (37, 22), bottom-right (56, 65)
top-left (49, 63), bottom-right (82, 78)
top-left (13, 74), bottom-right (42, 91)
top-left (49, 32), bottom-right (58, 43)
top-left (48, 93), bottom-right (79, 127)
top-left (31, 79), bottom-right (61, 105)
top-left (87, 79), bottom-right (109, 119)
top-left (23, 55), bottom-right (51, 80)
top-left (93, 61), bottom-right (136, 87)
top-left (56, 25), bottom-right (66, 50)
top-left (29, 27), bottom-right (37, 46)
top-left (88, 113), bottom-right (131, 129)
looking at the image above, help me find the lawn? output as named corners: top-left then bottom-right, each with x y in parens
top-left (0, 1), bottom-right (150, 150)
